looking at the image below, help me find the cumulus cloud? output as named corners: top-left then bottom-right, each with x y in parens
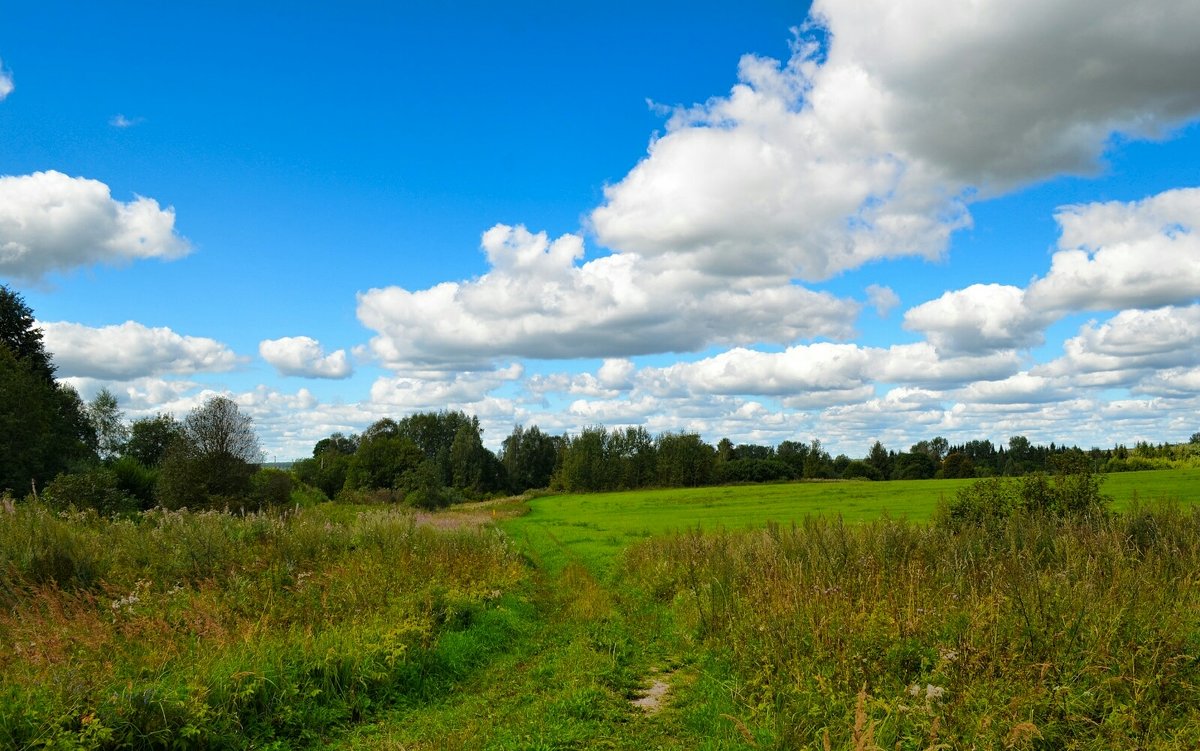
top-left (0, 58), bottom-right (12, 100)
top-left (822, 0), bottom-right (1200, 187)
top-left (865, 284), bottom-right (900, 317)
top-left (637, 344), bottom-right (874, 398)
top-left (1036, 306), bottom-right (1200, 383)
top-left (1026, 188), bottom-right (1200, 313)
top-left (0, 171), bottom-right (191, 281)
top-left (369, 364), bottom-right (523, 412)
top-left (259, 336), bottom-right (353, 379)
top-left (358, 224), bottom-right (859, 368)
top-left (904, 284), bottom-right (1051, 355)
top-left (902, 187), bottom-right (1200, 357)
top-left (589, 0), bottom-right (1200, 283)
top-left (40, 320), bottom-right (240, 380)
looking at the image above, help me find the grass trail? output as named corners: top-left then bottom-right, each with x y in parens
top-left (331, 470), bottom-right (1200, 749)
top-left (331, 503), bottom-right (758, 750)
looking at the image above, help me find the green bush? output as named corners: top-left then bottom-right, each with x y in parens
top-left (249, 467), bottom-right (293, 510)
top-left (42, 467), bottom-right (135, 516)
top-left (109, 455), bottom-right (158, 509)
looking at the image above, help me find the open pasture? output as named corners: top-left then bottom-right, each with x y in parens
top-left (505, 469), bottom-right (1200, 573)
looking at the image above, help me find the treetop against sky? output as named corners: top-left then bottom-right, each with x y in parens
top-left (2, 0), bottom-right (1200, 458)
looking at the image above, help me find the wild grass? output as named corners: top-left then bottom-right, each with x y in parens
top-left (0, 502), bottom-right (526, 749)
top-left (623, 502), bottom-right (1200, 749)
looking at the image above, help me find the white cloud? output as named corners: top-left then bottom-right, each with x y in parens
top-left (1036, 306), bottom-right (1200, 383)
top-left (40, 320), bottom-right (240, 380)
top-left (369, 364), bottom-right (524, 412)
top-left (109, 114), bottom-right (144, 128)
top-left (904, 284), bottom-right (1050, 355)
top-left (955, 373), bottom-right (1073, 405)
top-left (590, 0), bottom-right (1200, 283)
top-left (358, 224), bottom-right (859, 368)
top-left (259, 336), bottom-right (353, 379)
top-left (0, 58), bottom-right (12, 100)
top-left (1026, 188), bottom-right (1200, 313)
top-left (0, 171), bottom-right (191, 281)
top-left (590, 38), bottom-right (968, 282)
top-left (1134, 368), bottom-right (1200, 398)
top-left (821, 0), bottom-right (1200, 187)
top-left (637, 344), bottom-right (873, 398)
top-left (876, 343), bottom-right (1022, 387)
top-left (865, 284), bottom-right (900, 317)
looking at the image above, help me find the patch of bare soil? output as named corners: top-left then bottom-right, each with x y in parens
top-left (631, 668), bottom-right (673, 714)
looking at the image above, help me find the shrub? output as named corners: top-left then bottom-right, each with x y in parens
top-left (42, 467), bottom-right (135, 516)
top-left (109, 455), bottom-right (158, 509)
top-left (939, 453), bottom-right (1109, 531)
top-left (249, 467), bottom-right (293, 510)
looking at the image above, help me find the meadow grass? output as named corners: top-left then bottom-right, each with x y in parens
top-left (0, 503), bottom-right (527, 749)
top-left (6, 469), bottom-right (1200, 749)
top-left (622, 504), bottom-right (1200, 749)
top-left (503, 469), bottom-right (1200, 576)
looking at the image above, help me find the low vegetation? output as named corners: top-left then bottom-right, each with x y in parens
top-left (0, 502), bottom-right (525, 748)
top-left (624, 499), bottom-right (1200, 748)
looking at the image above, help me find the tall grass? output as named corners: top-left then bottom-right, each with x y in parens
top-left (624, 503), bottom-right (1200, 749)
top-left (0, 502), bottom-right (527, 749)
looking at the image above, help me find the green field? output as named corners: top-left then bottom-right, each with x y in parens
top-left (7, 470), bottom-right (1200, 750)
top-left (503, 469), bottom-right (1200, 574)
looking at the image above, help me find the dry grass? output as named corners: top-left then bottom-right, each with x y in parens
top-left (624, 503), bottom-right (1200, 749)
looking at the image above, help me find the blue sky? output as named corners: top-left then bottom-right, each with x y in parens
top-left (3, 1), bottom-right (1200, 459)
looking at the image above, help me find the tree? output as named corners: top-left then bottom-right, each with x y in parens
top-left (314, 432), bottom-right (359, 456)
top-left (0, 285), bottom-right (55, 382)
top-left (156, 396), bottom-right (261, 508)
top-left (500, 424), bottom-right (559, 492)
top-left (344, 432), bottom-right (424, 492)
top-left (867, 440), bottom-right (891, 479)
top-left (0, 287), bottom-right (96, 493)
top-left (941, 452), bottom-right (976, 479)
top-left (449, 421), bottom-right (486, 492)
top-left (185, 396), bottom-right (260, 464)
top-left (88, 388), bottom-right (129, 461)
top-left (655, 432), bottom-right (715, 488)
top-left (124, 414), bottom-right (184, 468)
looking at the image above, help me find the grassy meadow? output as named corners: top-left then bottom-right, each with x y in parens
top-left (4, 469), bottom-right (1200, 749)
top-left (503, 469), bottom-right (1200, 574)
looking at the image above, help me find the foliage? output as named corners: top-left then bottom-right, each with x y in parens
top-left (500, 424), bottom-right (559, 492)
top-left (109, 455), bottom-right (158, 509)
top-left (249, 467), bottom-right (294, 510)
top-left (87, 387), bottom-right (129, 461)
top-left (156, 397), bottom-right (260, 509)
top-left (42, 466), bottom-right (136, 516)
top-left (124, 413), bottom-right (183, 468)
top-left (0, 284), bottom-right (56, 381)
top-left (344, 432), bottom-right (425, 493)
top-left (0, 338), bottom-right (96, 495)
top-left (940, 451), bottom-right (1111, 531)
top-left (713, 457), bottom-right (796, 484)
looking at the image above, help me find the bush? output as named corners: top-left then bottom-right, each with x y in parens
top-left (109, 455), bottom-right (158, 509)
top-left (939, 454), bottom-right (1110, 531)
top-left (249, 467), bottom-right (293, 510)
top-left (42, 468), bottom-right (135, 516)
